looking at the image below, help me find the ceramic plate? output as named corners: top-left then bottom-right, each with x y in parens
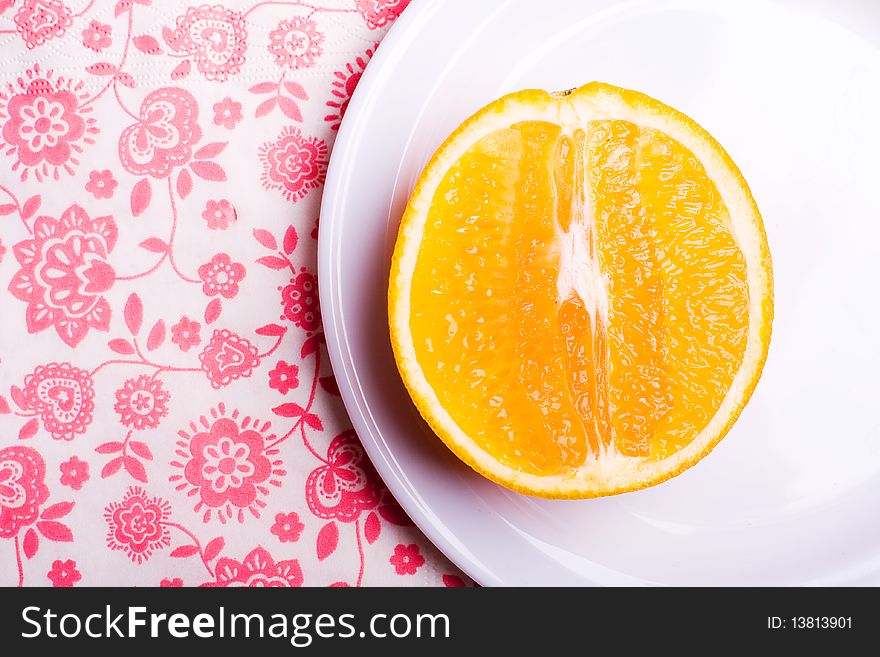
top-left (319, 0), bottom-right (880, 585)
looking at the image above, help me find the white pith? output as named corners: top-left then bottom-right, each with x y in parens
top-left (390, 86), bottom-right (772, 496)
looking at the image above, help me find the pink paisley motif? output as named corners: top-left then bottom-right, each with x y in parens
top-left (280, 270), bottom-right (320, 331)
top-left (0, 446), bottom-right (49, 539)
top-left (104, 486), bottom-right (171, 564)
top-left (14, 0), bottom-right (72, 49)
top-left (0, 66), bottom-right (97, 181)
top-left (356, 0), bottom-right (410, 30)
top-left (118, 87), bottom-right (201, 178)
top-left (23, 362), bottom-right (95, 441)
top-left (306, 430), bottom-right (381, 523)
top-left (198, 329), bottom-right (260, 389)
top-left (202, 547), bottom-right (302, 587)
top-left (7, 204), bottom-right (117, 347)
top-left (259, 126), bottom-right (328, 202)
top-left (172, 405), bottom-right (282, 523)
top-left (166, 5), bottom-right (247, 82)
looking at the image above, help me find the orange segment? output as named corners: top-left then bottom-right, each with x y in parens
top-left (390, 83), bottom-right (772, 498)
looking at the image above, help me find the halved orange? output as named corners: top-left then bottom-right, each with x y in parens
top-left (389, 82), bottom-right (772, 498)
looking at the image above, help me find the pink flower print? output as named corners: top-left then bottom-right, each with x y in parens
top-left (160, 577), bottom-right (183, 587)
top-left (270, 512), bottom-right (303, 543)
top-left (390, 543), bottom-right (425, 575)
top-left (114, 375), bottom-right (170, 430)
top-left (212, 97), bottom-right (241, 130)
top-left (0, 66), bottom-right (97, 181)
top-left (23, 362), bottom-right (95, 441)
top-left (14, 0), bottom-right (73, 48)
top-left (325, 47), bottom-right (373, 131)
top-left (81, 20), bottom-right (111, 52)
top-left (172, 405), bottom-right (282, 523)
top-left (198, 253), bottom-right (245, 298)
top-left (280, 270), bottom-right (320, 331)
top-left (259, 126), bottom-right (328, 202)
top-left (268, 360), bottom-right (298, 394)
top-left (202, 547), bottom-right (302, 587)
top-left (166, 5), bottom-right (247, 82)
top-left (59, 455), bottom-right (89, 491)
top-left (7, 204), bottom-right (117, 347)
top-left (47, 559), bottom-right (81, 587)
top-left (268, 17), bottom-right (323, 70)
top-left (0, 446), bottom-right (49, 539)
top-left (85, 169), bottom-right (117, 199)
top-left (104, 486), bottom-right (171, 564)
top-left (171, 315), bottom-right (200, 351)
top-left (118, 87), bottom-right (201, 178)
top-left (305, 431), bottom-right (381, 523)
top-left (357, 0), bottom-right (410, 30)
top-left (201, 199), bottom-right (236, 230)
top-left (198, 330), bottom-right (260, 389)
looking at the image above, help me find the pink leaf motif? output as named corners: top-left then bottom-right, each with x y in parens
top-left (272, 402), bottom-right (305, 418)
top-left (364, 512), bottom-right (381, 544)
top-left (176, 168), bottom-right (193, 199)
top-left (278, 96), bottom-right (303, 122)
top-left (203, 537), bottom-right (224, 562)
top-left (0, 396), bottom-right (9, 414)
top-left (194, 142), bottom-right (227, 160)
top-left (303, 412), bottom-right (323, 431)
top-left (301, 334), bottom-right (323, 358)
top-left (115, 72), bottom-right (136, 88)
top-left (255, 98), bottom-right (277, 118)
top-left (123, 456), bottom-right (147, 483)
top-left (41, 502), bottom-right (74, 520)
top-left (19, 418), bottom-right (38, 440)
top-left (249, 82), bottom-right (278, 94)
top-left (139, 237), bottom-right (168, 253)
top-left (204, 299), bottom-right (222, 324)
top-left (10, 386), bottom-right (28, 410)
top-left (146, 320), bottom-right (166, 351)
top-left (316, 522), bottom-right (338, 561)
top-left (124, 293), bottom-right (143, 334)
top-left (378, 503), bottom-right (414, 527)
top-left (319, 376), bottom-right (340, 396)
top-left (95, 442), bottom-right (124, 454)
top-left (0, 203), bottom-right (16, 215)
top-left (283, 226), bottom-right (298, 255)
top-left (171, 60), bottom-right (191, 80)
top-left (37, 521), bottom-right (73, 542)
top-left (253, 228), bottom-right (277, 250)
top-left (114, 0), bottom-right (131, 18)
top-left (190, 161), bottom-right (226, 182)
top-left (21, 195), bottom-right (40, 220)
top-left (255, 323), bottom-right (286, 337)
top-left (108, 338), bottom-right (136, 355)
top-left (101, 457), bottom-right (123, 478)
top-left (283, 81), bottom-right (308, 100)
top-left (170, 545), bottom-right (199, 558)
top-left (133, 35), bottom-right (161, 54)
top-left (161, 25), bottom-right (175, 47)
top-left (131, 178), bottom-right (152, 217)
top-left (86, 62), bottom-right (117, 76)
top-left (443, 575), bottom-right (466, 587)
top-left (256, 256), bottom-right (288, 270)
top-left (128, 441), bottom-right (153, 460)
top-left (23, 528), bottom-right (38, 559)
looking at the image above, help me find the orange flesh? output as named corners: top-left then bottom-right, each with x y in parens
top-left (409, 120), bottom-right (749, 476)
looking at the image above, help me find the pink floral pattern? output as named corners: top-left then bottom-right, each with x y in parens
top-left (0, 0), bottom-right (468, 588)
top-left (118, 87), bottom-right (201, 178)
top-left (104, 486), bottom-right (171, 563)
top-left (23, 362), bottom-right (95, 440)
top-left (166, 5), bottom-right (248, 82)
top-left (203, 547), bottom-right (302, 587)
top-left (8, 204), bottom-right (116, 347)
top-left (0, 66), bottom-right (97, 181)
top-left (259, 126), bottom-right (328, 202)
top-left (0, 446), bottom-right (48, 538)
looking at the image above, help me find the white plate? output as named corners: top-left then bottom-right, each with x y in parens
top-left (319, 0), bottom-right (880, 585)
